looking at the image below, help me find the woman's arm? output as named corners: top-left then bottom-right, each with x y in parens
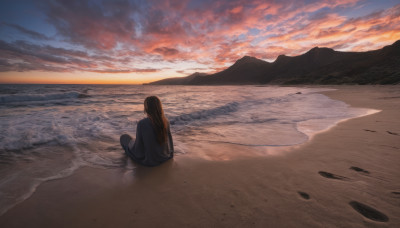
top-left (167, 123), bottom-right (174, 157)
top-left (131, 120), bottom-right (145, 159)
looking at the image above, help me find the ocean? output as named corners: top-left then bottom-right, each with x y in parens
top-left (0, 84), bottom-right (376, 215)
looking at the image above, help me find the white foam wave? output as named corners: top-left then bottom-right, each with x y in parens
top-left (169, 102), bottom-right (239, 125)
top-left (0, 120), bottom-right (70, 151)
top-left (0, 91), bottom-right (88, 104)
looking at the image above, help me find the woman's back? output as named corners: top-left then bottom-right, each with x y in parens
top-left (120, 96), bottom-right (174, 167)
top-left (130, 117), bottom-right (173, 166)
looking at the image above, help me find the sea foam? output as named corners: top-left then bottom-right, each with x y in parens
top-left (0, 91), bottom-right (87, 104)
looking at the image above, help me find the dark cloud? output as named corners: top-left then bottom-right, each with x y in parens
top-left (0, 59), bottom-right (11, 67)
top-left (40, 0), bottom-right (138, 49)
top-left (0, 40), bottom-right (77, 65)
top-left (2, 22), bottom-right (50, 40)
top-left (0, 40), bottom-right (156, 73)
top-left (89, 68), bottom-right (159, 73)
top-left (153, 47), bottom-right (179, 56)
top-left (0, 61), bottom-right (69, 72)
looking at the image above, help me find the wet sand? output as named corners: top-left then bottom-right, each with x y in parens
top-left (1, 85), bottom-right (399, 228)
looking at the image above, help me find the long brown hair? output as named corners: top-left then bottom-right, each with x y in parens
top-left (144, 96), bottom-right (168, 144)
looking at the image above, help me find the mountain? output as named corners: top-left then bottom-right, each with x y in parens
top-left (190, 56), bottom-right (270, 84)
top-left (149, 40), bottom-right (400, 85)
top-left (147, 72), bottom-right (207, 85)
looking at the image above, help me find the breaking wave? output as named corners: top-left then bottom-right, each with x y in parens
top-left (0, 91), bottom-right (89, 104)
top-left (169, 102), bottom-right (239, 125)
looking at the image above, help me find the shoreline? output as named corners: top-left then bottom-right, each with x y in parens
top-left (1, 85), bottom-right (399, 227)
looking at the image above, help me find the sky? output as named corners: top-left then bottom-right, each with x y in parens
top-left (0, 0), bottom-right (399, 84)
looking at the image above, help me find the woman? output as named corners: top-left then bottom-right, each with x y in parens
top-left (120, 96), bottom-right (174, 166)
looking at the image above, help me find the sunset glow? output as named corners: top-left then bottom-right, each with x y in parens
top-left (1, 0), bottom-right (399, 84)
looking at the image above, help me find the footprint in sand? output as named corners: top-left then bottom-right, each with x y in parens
top-left (387, 131), bottom-right (399, 136)
top-left (318, 171), bottom-right (350, 180)
top-left (391, 192), bottom-right (400, 198)
top-left (363, 129), bottom-right (377, 133)
top-left (297, 191), bottom-right (310, 200)
top-left (350, 166), bottom-right (370, 174)
top-left (349, 201), bottom-right (389, 222)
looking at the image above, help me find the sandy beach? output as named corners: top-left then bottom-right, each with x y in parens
top-left (0, 85), bottom-right (399, 228)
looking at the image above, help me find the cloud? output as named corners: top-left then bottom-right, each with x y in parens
top-left (87, 68), bottom-right (159, 73)
top-left (152, 47), bottom-right (180, 56)
top-left (39, 0), bottom-right (399, 58)
top-left (40, 0), bottom-right (138, 50)
top-left (0, 0), bottom-right (399, 76)
top-left (0, 40), bottom-right (159, 73)
top-left (2, 22), bottom-right (50, 40)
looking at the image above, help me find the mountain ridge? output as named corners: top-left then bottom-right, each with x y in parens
top-left (148, 40), bottom-right (400, 85)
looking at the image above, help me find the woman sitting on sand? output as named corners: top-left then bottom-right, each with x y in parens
top-left (120, 96), bottom-right (174, 166)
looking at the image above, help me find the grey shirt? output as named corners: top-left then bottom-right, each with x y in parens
top-left (127, 117), bottom-right (174, 166)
